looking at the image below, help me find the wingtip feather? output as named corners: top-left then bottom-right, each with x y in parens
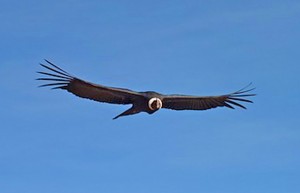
top-left (226, 100), bottom-right (247, 109)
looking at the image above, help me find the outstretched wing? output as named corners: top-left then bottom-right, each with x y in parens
top-left (162, 85), bottom-right (255, 110)
top-left (37, 60), bottom-right (143, 105)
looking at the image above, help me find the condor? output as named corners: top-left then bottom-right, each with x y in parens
top-left (37, 60), bottom-right (255, 119)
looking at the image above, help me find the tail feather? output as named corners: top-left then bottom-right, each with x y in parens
top-left (113, 106), bottom-right (140, 120)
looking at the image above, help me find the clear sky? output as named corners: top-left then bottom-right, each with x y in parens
top-left (1, 0), bottom-right (300, 193)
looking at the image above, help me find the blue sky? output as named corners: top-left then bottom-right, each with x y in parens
top-left (1, 0), bottom-right (300, 192)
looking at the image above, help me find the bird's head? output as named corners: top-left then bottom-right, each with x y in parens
top-left (148, 97), bottom-right (162, 111)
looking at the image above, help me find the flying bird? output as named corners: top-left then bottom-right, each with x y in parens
top-left (37, 60), bottom-right (255, 119)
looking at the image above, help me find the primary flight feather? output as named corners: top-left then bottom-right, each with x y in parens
top-left (37, 60), bottom-right (255, 119)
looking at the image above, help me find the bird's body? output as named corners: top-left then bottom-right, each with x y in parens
top-left (37, 60), bottom-right (255, 119)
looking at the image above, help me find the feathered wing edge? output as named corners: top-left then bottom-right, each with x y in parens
top-left (36, 59), bottom-right (74, 90)
top-left (36, 60), bottom-right (145, 106)
top-left (37, 60), bottom-right (148, 119)
top-left (222, 83), bottom-right (256, 109)
top-left (162, 84), bottom-right (256, 110)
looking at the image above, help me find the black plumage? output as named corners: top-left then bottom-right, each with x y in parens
top-left (37, 60), bottom-right (255, 119)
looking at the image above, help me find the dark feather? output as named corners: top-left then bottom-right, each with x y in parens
top-left (36, 78), bottom-right (70, 82)
top-left (227, 97), bottom-right (253, 103)
top-left (39, 82), bottom-right (68, 88)
top-left (226, 100), bottom-right (246, 109)
top-left (39, 63), bottom-right (72, 78)
top-left (37, 71), bottom-right (72, 80)
top-left (37, 60), bottom-right (144, 105)
top-left (44, 59), bottom-right (71, 75)
top-left (162, 85), bottom-right (255, 111)
top-left (37, 60), bottom-right (255, 119)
